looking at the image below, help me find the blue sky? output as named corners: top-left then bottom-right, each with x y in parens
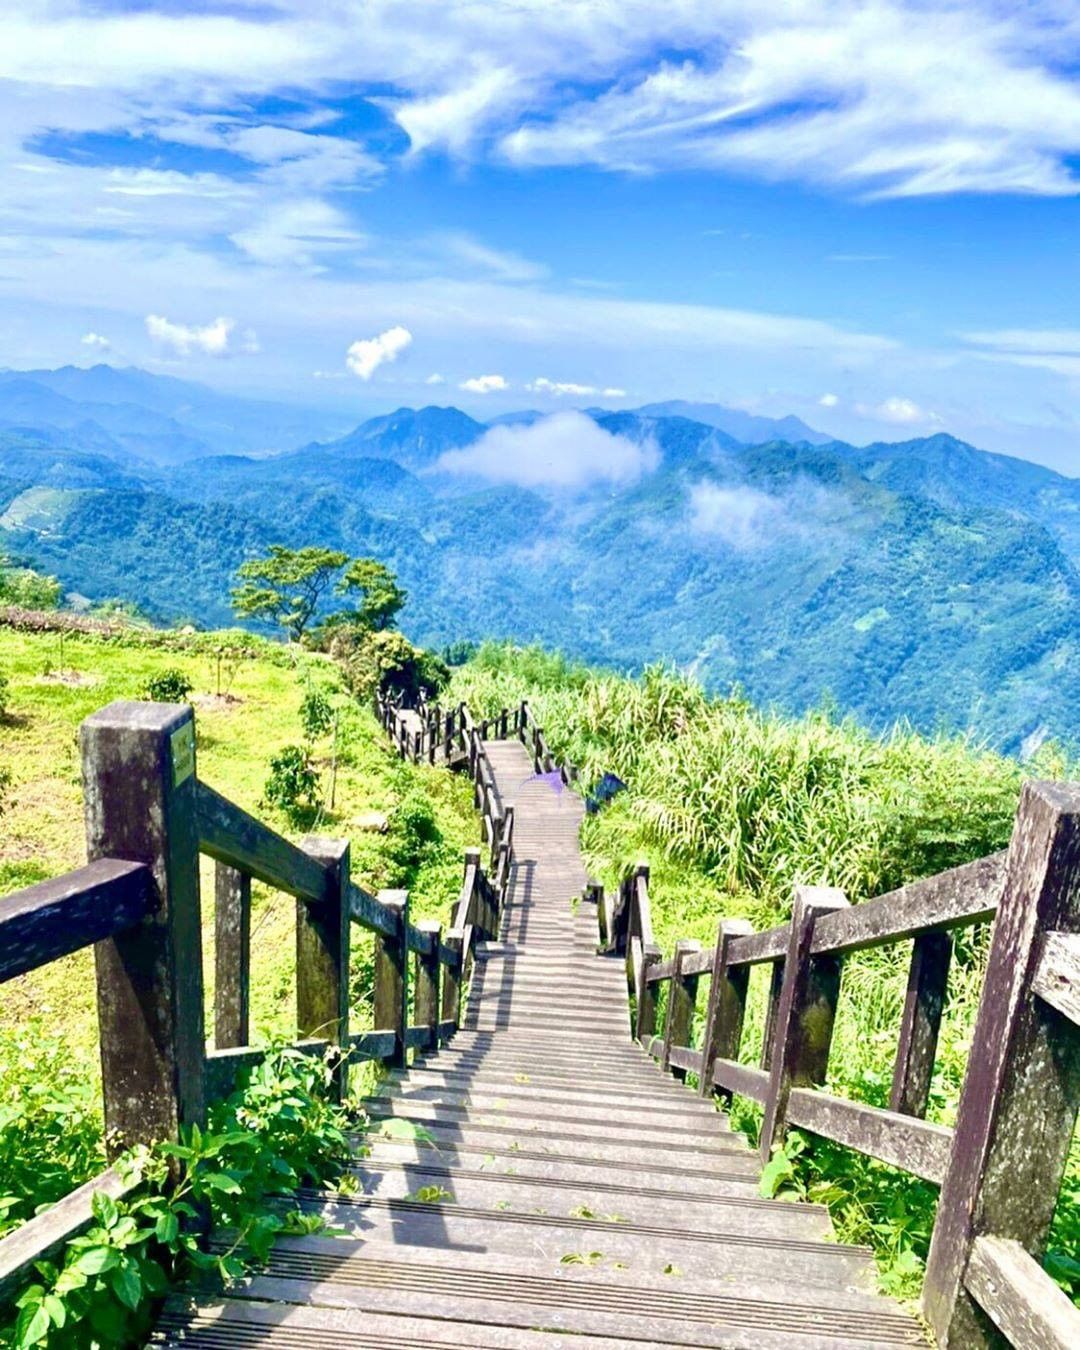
top-left (2, 2), bottom-right (1080, 469)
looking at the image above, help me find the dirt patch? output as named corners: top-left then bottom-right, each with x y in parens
top-left (35, 670), bottom-right (100, 688)
top-left (192, 693), bottom-right (245, 712)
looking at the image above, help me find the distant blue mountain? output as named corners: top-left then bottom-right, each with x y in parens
top-left (0, 365), bottom-right (347, 461)
top-left (2, 366), bottom-right (1079, 754)
top-left (634, 400), bottom-right (831, 446)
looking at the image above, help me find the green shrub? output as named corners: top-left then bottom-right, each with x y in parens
top-left (142, 669), bottom-right (193, 703)
top-left (263, 745), bottom-right (322, 825)
top-left (0, 1045), bottom-right (359, 1348)
top-left (0, 563), bottom-right (61, 611)
top-left (0, 672), bottom-right (8, 720)
top-left (0, 766), bottom-right (10, 819)
top-left (299, 687), bottom-right (334, 742)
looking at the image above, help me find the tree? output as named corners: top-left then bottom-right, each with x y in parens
top-left (334, 558), bottom-right (406, 633)
top-left (231, 546), bottom-right (348, 643)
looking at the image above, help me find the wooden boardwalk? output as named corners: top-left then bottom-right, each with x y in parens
top-left (158, 735), bottom-right (924, 1347)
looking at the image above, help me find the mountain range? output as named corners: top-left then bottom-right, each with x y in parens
top-left (0, 364), bottom-right (1077, 755)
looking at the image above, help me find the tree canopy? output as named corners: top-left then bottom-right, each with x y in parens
top-left (231, 546), bottom-right (405, 643)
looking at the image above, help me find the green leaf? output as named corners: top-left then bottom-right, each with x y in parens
top-left (198, 1172), bottom-right (243, 1194)
top-left (74, 1244), bottom-right (120, 1276)
top-left (154, 1210), bottom-right (180, 1244)
top-left (14, 1302), bottom-right (51, 1347)
top-left (110, 1260), bottom-right (142, 1310)
top-left (91, 1190), bottom-right (119, 1228)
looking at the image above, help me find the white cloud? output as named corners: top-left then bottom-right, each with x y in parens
top-left (81, 331), bottom-right (110, 350)
top-left (346, 325), bottom-right (413, 380)
top-left (459, 373), bottom-right (509, 394)
top-left (425, 372), bottom-right (446, 385)
top-left (688, 483), bottom-right (788, 550)
top-left (819, 392), bottom-right (839, 407)
top-left (526, 376), bottom-right (629, 399)
top-left (860, 395), bottom-right (938, 425)
top-left (145, 313), bottom-right (234, 356)
top-left (436, 411), bottom-right (659, 488)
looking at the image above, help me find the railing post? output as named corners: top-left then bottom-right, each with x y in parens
top-left (923, 782), bottom-right (1080, 1348)
top-left (441, 929), bottom-right (464, 1030)
top-left (759, 960), bottom-right (785, 1070)
top-left (415, 920), bottom-right (441, 1052)
top-left (890, 931), bottom-right (952, 1117)
top-left (636, 945), bottom-right (662, 1042)
top-left (297, 837), bottom-right (351, 1095)
top-left (662, 939), bottom-right (701, 1079)
top-left (444, 709), bottom-right (454, 761)
top-left (81, 700), bottom-right (205, 1156)
top-left (214, 862), bottom-right (251, 1049)
top-left (698, 918), bottom-right (754, 1098)
top-left (759, 885), bottom-right (849, 1162)
top-left (374, 889), bottom-right (409, 1069)
top-left (499, 708), bottom-right (508, 739)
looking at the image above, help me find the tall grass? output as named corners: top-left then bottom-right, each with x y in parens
top-left (449, 641), bottom-right (1079, 1299)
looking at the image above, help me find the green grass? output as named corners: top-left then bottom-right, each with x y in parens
top-left (0, 621), bottom-right (479, 1079)
top-left (449, 641), bottom-right (1080, 1302)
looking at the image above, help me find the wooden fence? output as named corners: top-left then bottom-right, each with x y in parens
top-left (0, 699), bottom-right (512, 1306)
top-left (604, 782), bottom-right (1080, 1348)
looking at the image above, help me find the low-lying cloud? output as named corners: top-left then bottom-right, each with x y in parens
top-left (688, 482), bottom-right (789, 550)
top-left (436, 411), bottom-right (659, 489)
top-left (346, 325), bottom-right (412, 380)
top-left (528, 376), bottom-right (627, 398)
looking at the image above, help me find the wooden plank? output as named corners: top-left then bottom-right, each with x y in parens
top-left (195, 780), bottom-right (329, 903)
top-left (407, 922), bottom-right (437, 956)
top-left (964, 1235), bottom-right (1080, 1350)
top-left (760, 887), bottom-right (849, 1162)
top-left (648, 956), bottom-right (677, 983)
top-left (404, 1025), bottom-right (429, 1051)
top-left (890, 931), bottom-right (952, 1117)
top-left (668, 1044), bottom-right (704, 1075)
top-left (924, 782), bottom-right (1080, 1347)
top-left (681, 946), bottom-right (717, 978)
top-left (82, 700), bottom-right (206, 1155)
top-left (440, 929), bottom-right (464, 1028)
top-left (349, 881), bottom-right (398, 938)
top-left (214, 863), bottom-right (251, 1049)
top-left (0, 1166), bottom-right (139, 1303)
top-left (1033, 930), bottom-right (1080, 1026)
top-left (712, 1058), bottom-right (769, 1101)
top-left (0, 859), bottom-right (151, 983)
top-left (759, 960), bottom-right (785, 1070)
top-left (727, 851), bottom-right (1006, 967)
top-left (787, 1089), bottom-right (952, 1185)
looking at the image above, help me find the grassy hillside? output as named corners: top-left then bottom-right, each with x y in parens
top-left (0, 622), bottom-right (479, 1066)
top-left (449, 642), bottom-right (1079, 1299)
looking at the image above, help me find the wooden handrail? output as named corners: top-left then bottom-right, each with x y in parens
top-left (0, 860), bottom-right (152, 984)
top-left (605, 779), bottom-right (1080, 1347)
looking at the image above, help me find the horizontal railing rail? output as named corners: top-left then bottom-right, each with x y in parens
top-left (0, 696), bottom-right (496, 1310)
top-left (604, 780), bottom-right (1080, 1347)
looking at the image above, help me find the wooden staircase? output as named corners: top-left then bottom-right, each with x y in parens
top-left (156, 737), bottom-right (925, 1348)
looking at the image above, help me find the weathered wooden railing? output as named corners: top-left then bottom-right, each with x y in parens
top-left (0, 699), bottom-right (497, 1304)
top-left (605, 781), bottom-right (1080, 1348)
top-left (380, 694), bottom-right (516, 889)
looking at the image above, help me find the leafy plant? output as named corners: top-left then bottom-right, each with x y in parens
top-left (0, 1046), bottom-right (359, 1348)
top-left (263, 745), bottom-right (322, 825)
top-left (299, 687), bottom-right (335, 742)
top-left (142, 669), bottom-right (193, 703)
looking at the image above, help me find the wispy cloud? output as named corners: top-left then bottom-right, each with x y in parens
top-left (346, 325), bottom-right (413, 380)
top-left (436, 410), bottom-right (658, 487)
top-left (527, 377), bottom-right (627, 398)
top-left (962, 328), bottom-right (1080, 379)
